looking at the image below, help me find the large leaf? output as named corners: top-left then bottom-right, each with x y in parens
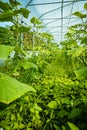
top-left (67, 122), bottom-right (79, 130)
top-left (0, 45), bottom-right (14, 60)
top-left (0, 72), bottom-right (36, 104)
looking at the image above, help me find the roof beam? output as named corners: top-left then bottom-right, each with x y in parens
top-left (29, 0), bottom-right (87, 6)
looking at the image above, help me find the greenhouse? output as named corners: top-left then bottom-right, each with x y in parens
top-left (0, 0), bottom-right (87, 130)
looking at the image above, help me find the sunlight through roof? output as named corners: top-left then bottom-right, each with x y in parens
top-left (2, 0), bottom-right (87, 43)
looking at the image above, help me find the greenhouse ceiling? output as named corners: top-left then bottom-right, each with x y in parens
top-left (2, 0), bottom-right (87, 43)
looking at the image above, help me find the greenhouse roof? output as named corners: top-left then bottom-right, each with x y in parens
top-left (2, 0), bottom-right (87, 43)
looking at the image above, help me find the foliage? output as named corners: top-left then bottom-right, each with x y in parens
top-left (0, 1), bottom-right (87, 130)
top-left (0, 45), bottom-right (14, 60)
top-left (73, 11), bottom-right (86, 19)
top-left (0, 72), bottom-right (35, 104)
top-left (30, 17), bottom-right (43, 29)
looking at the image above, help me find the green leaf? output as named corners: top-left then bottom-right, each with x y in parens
top-left (13, 122), bottom-right (19, 129)
top-left (30, 17), bottom-right (42, 25)
top-left (53, 124), bottom-right (61, 130)
top-left (0, 8), bottom-right (29, 22)
top-left (0, 26), bottom-right (9, 37)
top-left (21, 61), bottom-right (38, 70)
top-left (74, 67), bottom-right (87, 79)
top-left (0, 9), bottom-right (20, 22)
top-left (26, 128), bottom-right (32, 130)
top-left (73, 11), bottom-right (86, 18)
top-left (0, 11), bottom-right (13, 22)
top-left (18, 26), bottom-right (30, 32)
top-left (30, 103), bottom-right (42, 113)
top-left (11, 114), bottom-right (16, 121)
top-left (58, 109), bottom-right (68, 118)
top-left (14, 46), bottom-right (25, 55)
top-left (0, 72), bottom-right (36, 104)
top-left (10, 25), bottom-right (31, 32)
top-left (17, 113), bottom-right (23, 121)
top-left (19, 8), bottom-right (30, 18)
top-left (67, 122), bottom-right (79, 130)
top-left (47, 101), bottom-right (57, 109)
top-left (67, 46), bottom-right (85, 58)
top-left (0, 1), bottom-right (11, 10)
top-left (19, 123), bottom-right (25, 129)
top-left (81, 37), bottom-right (87, 44)
top-left (0, 45), bottom-right (14, 60)
top-left (68, 108), bottom-right (82, 119)
top-left (84, 3), bottom-right (87, 9)
top-left (62, 125), bottom-right (66, 130)
top-left (33, 103), bottom-right (42, 111)
top-left (9, 0), bottom-right (21, 7)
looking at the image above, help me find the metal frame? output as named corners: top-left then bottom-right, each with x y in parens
top-left (24, 0), bottom-right (87, 42)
